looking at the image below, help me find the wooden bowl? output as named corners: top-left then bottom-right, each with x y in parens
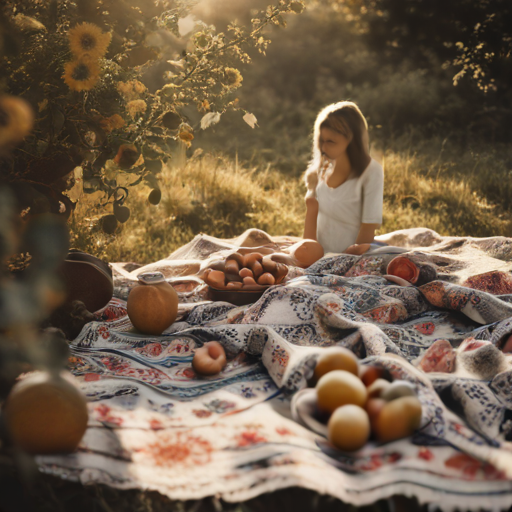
top-left (208, 286), bottom-right (269, 306)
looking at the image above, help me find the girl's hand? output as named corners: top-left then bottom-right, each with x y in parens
top-left (344, 243), bottom-right (371, 255)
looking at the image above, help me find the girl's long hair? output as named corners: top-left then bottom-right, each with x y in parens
top-left (304, 101), bottom-right (371, 186)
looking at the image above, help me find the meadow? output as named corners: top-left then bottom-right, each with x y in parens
top-left (67, 1), bottom-right (512, 264)
top-left (69, 133), bottom-right (512, 264)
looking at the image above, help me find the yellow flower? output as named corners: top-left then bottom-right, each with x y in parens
top-left (126, 99), bottom-right (147, 119)
top-left (63, 59), bottom-right (100, 92)
top-left (117, 80), bottom-right (146, 101)
top-left (68, 22), bottom-right (111, 60)
top-left (223, 67), bottom-right (243, 88)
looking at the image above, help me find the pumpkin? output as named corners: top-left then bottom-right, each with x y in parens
top-left (3, 371), bottom-right (88, 454)
top-left (127, 272), bottom-right (179, 335)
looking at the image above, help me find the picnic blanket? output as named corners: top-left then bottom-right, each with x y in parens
top-left (37, 227), bottom-right (512, 511)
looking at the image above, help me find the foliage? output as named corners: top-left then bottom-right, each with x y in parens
top-left (0, 0), bottom-right (304, 228)
top-left (195, 2), bottom-right (490, 171)
top-left (331, 0), bottom-right (512, 94)
top-left (68, 152), bottom-right (305, 263)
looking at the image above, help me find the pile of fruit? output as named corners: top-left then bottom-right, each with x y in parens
top-left (312, 347), bottom-right (422, 452)
top-left (202, 252), bottom-right (288, 291)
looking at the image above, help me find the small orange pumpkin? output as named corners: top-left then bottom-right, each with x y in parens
top-left (127, 272), bottom-right (179, 335)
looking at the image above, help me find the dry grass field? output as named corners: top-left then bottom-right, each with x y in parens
top-left (69, 137), bottom-right (512, 264)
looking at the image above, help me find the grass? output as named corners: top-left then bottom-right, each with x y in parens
top-left (68, 136), bottom-right (512, 264)
top-left (377, 134), bottom-right (512, 238)
top-left (68, 151), bottom-right (306, 263)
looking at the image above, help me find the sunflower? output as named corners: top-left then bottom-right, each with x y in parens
top-left (63, 59), bottom-right (100, 92)
top-left (68, 22), bottom-right (111, 60)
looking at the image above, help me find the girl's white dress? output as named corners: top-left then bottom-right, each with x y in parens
top-left (315, 158), bottom-right (384, 253)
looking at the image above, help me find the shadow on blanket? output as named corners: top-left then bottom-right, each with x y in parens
top-left (38, 228), bottom-right (512, 512)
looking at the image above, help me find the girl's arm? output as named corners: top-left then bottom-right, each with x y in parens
top-left (355, 222), bottom-right (380, 244)
top-left (303, 196), bottom-right (319, 240)
top-left (343, 222), bottom-right (380, 255)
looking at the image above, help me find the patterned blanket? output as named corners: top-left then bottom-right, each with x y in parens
top-left (38, 228), bottom-right (512, 511)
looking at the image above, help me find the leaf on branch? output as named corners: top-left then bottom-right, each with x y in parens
top-left (200, 112), bottom-right (222, 130)
top-left (243, 112), bottom-right (258, 129)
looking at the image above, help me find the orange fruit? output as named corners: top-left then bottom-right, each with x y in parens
top-left (316, 370), bottom-right (367, 413)
top-left (127, 280), bottom-right (178, 335)
top-left (313, 347), bottom-right (359, 382)
top-left (3, 371), bottom-right (88, 454)
top-left (328, 404), bottom-right (370, 452)
top-left (374, 396), bottom-right (422, 443)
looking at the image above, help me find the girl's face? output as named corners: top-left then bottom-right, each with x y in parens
top-left (319, 127), bottom-right (351, 162)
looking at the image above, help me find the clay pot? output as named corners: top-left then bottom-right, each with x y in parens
top-left (3, 371), bottom-right (88, 454)
top-left (127, 272), bottom-right (179, 335)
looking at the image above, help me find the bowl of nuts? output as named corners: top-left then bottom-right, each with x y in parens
top-left (202, 252), bottom-right (288, 306)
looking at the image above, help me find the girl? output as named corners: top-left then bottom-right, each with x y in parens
top-left (303, 101), bottom-right (384, 255)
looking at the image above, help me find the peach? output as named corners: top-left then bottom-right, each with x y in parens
top-left (328, 404), bottom-right (370, 452)
top-left (313, 347), bottom-right (359, 382)
top-left (286, 239), bottom-right (324, 268)
top-left (192, 341), bottom-right (227, 376)
top-left (316, 370), bottom-right (367, 414)
top-left (374, 396), bottom-right (422, 443)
